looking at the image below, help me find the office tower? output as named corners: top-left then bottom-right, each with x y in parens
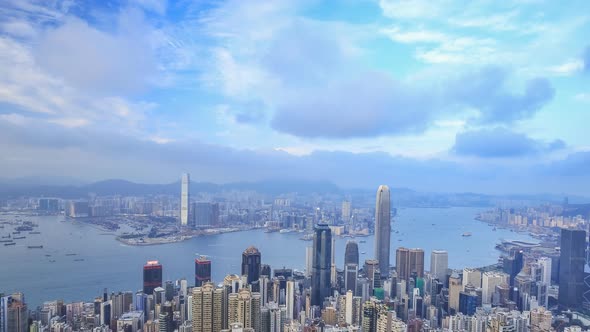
top-left (193, 202), bottom-right (220, 228)
top-left (448, 272), bottom-right (462, 312)
top-left (538, 257), bottom-right (552, 284)
top-left (143, 261), bottom-right (163, 295)
top-left (195, 256), bottom-right (212, 287)
top-left (374, 185), bottom-right (391, 277)
top-left (365, 259), bottom-right (380, 286)
top-left (462, 268), bottom-right (482, 289)
top-left (260, 264), bottom-right (271, 278)
top-left (342, 200), bottom-right (352, 224)
top-left (0, 294), bottom-right (28, 332)
top-left (192, 283), bottom-right (223, 332)
top-left (396, 247), bottom-right (425, 281)
top-left (159, 301), bottom-right (174, 332)
top-left (430, 250), bottom-right (448, 283)
top-left (242, 246), bottom-right (262, 287)
top-left (164, 281), bottom-right (174, 302)
top-left (331, 236), bottom-right (337, 286)
top-left (345, 241), bottom-right (360, 266)
top-left (559, 228), bottom-right (586, 309)
top-left (180, 173), bottom-right (190, 226)
top-left (530, 307), bottom-right (552, 332)
top-left (305, 246), bottom-right (313, 278)
top-left (251, 293), bottom-right (261, 332)
top-left (286, 281), bottom-right (295, 320)
top-left (345, 263), bottom-right (358, 293)
top-left (458, 291), bottom-right (478, 316)
top-left (503, 250), bottom-right (524, 286)
top-left (482, 272), bottom-right (509, 304)
top-left (311, 223), bottom-right (332, 307)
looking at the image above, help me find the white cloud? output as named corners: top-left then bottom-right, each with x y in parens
top-left (549, 60), bottom-right (584, 76)
top-left (380, 27), bottom-right (448, 43)
top-left (379, 0), bottom-right (448, 19)
top-left (448, 11), bottom-right (520, 32)
top-left (0, 20), bottom-right (36, 38)
top-left (575, 93), bottom-right (590, 102)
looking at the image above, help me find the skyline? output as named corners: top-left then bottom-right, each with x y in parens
top-left (0, 0), bottom-right (589, 195)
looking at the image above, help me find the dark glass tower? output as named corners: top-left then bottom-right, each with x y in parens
top-left (195, 256), bottom-right (212, 287)
top-left (311, 223), bottom-right (332, 307)
top-left (242, 246), bottom-right (261, 285)
top-left (374, 185), bottom-right (391, 277)
top-left (344, 240), bottom-right (359, 266)
top-left (559, 228), bottom-right (586, 309)
top-left (143, 260), bottom-right (162, 294)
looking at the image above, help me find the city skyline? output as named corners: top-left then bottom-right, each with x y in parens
top-left (0, 1), bottom-right (589, 195)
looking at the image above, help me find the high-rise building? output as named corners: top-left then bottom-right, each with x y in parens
top-left (345, 263), bottom-right (358, 293)
top-left (228, 288), bottom-right (256, 328)
top-left (242, 247), bottom-right (261, 287)
top-left (305, 246), bottom-right (313, 278)
top-left (396, 247), bottom-right (425, 281)
top-left (159, 301), bottom-right (174, 332)
top-left (538, 257), bottom-right (552, 285)
top-left (195, 256), bottom-right (212, 287)
top-left (342, 200), bottom-right (352, 224)
top-left (180, 173), bottom-right (190, 226)
top-left (0, 293), bottom-right (28, 332)
top-left (448, 272), bottom-right (462, 312)
top-left (192, 282), bottom-right (223, 332)
top-left (462, 268), bottom-right (482, 289)
top-left (192, 202), bottom-right (220, 228)
top-left (559, 228), bottom-right (586, 309)
top-left (286, 280), bottom-right (295, 320)
top-left (345, 241), bottom-right (360, 266)
top-left (482, 272), bottom-right (509, 305)
top-left (430, 250), bottom-right (448, 283)
top-left (143, 261), bottom-right (163, 295)
top-left (530, 307), bottom-right (552, 332)
top-left (374, 185), bottom-right (391, 277)
top-left (311, 223), bottom-right (332, 307)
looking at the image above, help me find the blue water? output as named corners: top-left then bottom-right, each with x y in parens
top-left (0, 207), bottom-right (534, 307)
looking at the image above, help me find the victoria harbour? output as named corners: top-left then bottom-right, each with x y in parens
top-left (1, 206), bottom-right (534, 307)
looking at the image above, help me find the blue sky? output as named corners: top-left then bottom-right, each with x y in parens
top-left (0, 0), bottom-right (589, 194)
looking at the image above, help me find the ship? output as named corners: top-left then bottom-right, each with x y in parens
top-left (4, 242), bottom-right (15, 246)
top-left (279, 229), bottom-right (294, 234)
top-left (0, 239), bottom-right (13, 243)
top-left (28, 245), bottom-right (43, 249)
top-left (66, 253), bottom-right (77, 256)
top-left (29, 231), bottom-right (41, 235)
top-left (13, 236), bottom-right (26, 240)
top-left (462, 232), bottom-right (472, 237)
top-left (74, 258), bottom-right (85, 262)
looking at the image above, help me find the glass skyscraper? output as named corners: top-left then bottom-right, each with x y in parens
top-left (311, 223), bottom-right (332, 307)
top-left (374, 185), bottom-right (391, 277)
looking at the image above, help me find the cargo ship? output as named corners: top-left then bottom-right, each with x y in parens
top-left (28, 245), bottom-right (43, 249)
top-left (4, 242), bottom-right (15, 246)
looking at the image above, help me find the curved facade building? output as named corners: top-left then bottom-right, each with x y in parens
top-left (345, 241), bottom-right (359, 266)
top-left (374, 185), bottom-right (391, 277)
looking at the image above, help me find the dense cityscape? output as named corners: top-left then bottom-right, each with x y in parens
top-left (1, 175), bottom-right (590, 332)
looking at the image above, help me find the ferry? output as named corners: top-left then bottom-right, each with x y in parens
top-left (462, 232), bottom-right (472, 237)
top-left (279, 229), bottom-right (294, 234)
top-left (361, 251), bottom-right (366, 254)
top-left (4, 242), bottom-right (15, 246)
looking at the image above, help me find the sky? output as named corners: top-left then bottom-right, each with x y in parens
top-left (0, 0), bottom-right (589, 195)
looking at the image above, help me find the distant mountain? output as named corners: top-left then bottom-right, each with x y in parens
top-left (0, 178), bottom-right (343, 199)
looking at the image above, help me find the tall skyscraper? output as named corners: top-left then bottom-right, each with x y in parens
top-left (345, 263), bottom-right (358, 293)
top-left (396, 247), bottom-right (425, 281)
top-left (286, 280), bottom-right (295, 320)
top-left (195, 256), bottom-right (212, 287)
top-left (311, 223), bottom-right (332, 307)
top-left (430, 250), bottom-right (448, 283)
top-left (342, 200), bottom-right (352, 224)
top-left (0, 294), bottom-right (28, 332)
top-left (482, 272), bottom-right (509, 304)
top-left (559, 228), bottom-right (586, 309)
top-left (242, 246), bottom-right (261, 287)
top-left (193, 202), bottom-right (220, 228)
top-left (345, 241), bottom-right (360, 266)
top-left (143, 261), bottom-right (163, 295)
top-left (180, 173), bottom-right (190, 226)
top-left (305, 246), bottom-right (313, 278)
top-left (374, 185), bottom-right (391, 277)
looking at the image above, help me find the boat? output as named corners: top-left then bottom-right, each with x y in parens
top-left (45, 254), bottom-right (51, 257)
top-left (49, 260), bottom-right (56, 263)
top-left (12, 231), bottom-right (21, 235)
top-left (361, 251), bottom-right (366, 254)
top-left (462, 232), bottom-right (472, 237)
top-left (0, 239), bottom-right (13, 243)
top-left (66, 253), bottom-right (77, 256)
top-left (4, 242), bottom-right (15, 246)
top-left (74, 258), bottom-right (85, 262)
top-left (29, 231), bottom-right (41, 235)
top-left (359, 240), bottom-right (366, 243)
top-left (279, 229), bottom-right (293, 234)
top-left (28, 245), bottom-right (43, 249)
top-left (13, 236), bottom-right (25, 240)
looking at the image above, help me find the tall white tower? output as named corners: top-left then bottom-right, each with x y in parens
top-left (180, 173), bottom-right (190, 226)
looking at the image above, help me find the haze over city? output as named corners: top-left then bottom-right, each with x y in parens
top-left (0, 0), bottom-right (589, 194)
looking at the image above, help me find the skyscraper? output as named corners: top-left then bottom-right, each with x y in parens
top-left (396, 247), bottom-right (425, 281)
top-left (374, 185), bottom-right (391, 277)
top-left (242, 246), bottom-right (261, 287)
top-left (559, 228), bottom-right (586, 309)
top-left (192, 282), bottom-right (223, 332)
top-left (143, 260), bottom-right (163, 295)
top-left (342, 200), bottom-right (351, 224)
top-left (180, 173), bottom-right (190, 226)
top-left (311, 223), bottom-right (332, 307)
top-left (345, 241), bottom-right (360, 266)
top-left (195, 256), bottom-right (212, 287)
top-left (430, 250), bottom-right (448, 283)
